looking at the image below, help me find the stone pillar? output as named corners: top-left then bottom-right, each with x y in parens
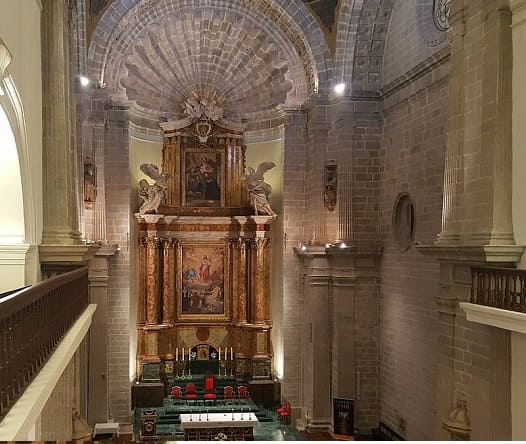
top-left (280, 108), bottom-right (307, 418)
top-left (161, 238), bottom-right (176, 325)
top-left (41, 0), bottom-right (82, 245)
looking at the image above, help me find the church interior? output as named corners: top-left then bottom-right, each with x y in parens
top-left (1, 0), bottom-right (526, 441)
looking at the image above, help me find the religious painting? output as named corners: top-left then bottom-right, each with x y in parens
top-left (177, 242), bottom-right (231, 321)
top-left (183, 149), bottom-right (223, 207)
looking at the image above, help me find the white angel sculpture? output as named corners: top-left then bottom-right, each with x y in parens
top-left (138, 163), bottom-right (171, 214)
top-left (243, 162), bottom-right (276, 216)
top-left (183, 96), bottom-right (224, 121)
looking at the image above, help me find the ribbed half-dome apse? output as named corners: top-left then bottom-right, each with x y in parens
top-left (116, 9), bottom-right (303, 130)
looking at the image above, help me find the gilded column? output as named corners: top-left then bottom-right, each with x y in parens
top-left (137, 237), bottom-right (147, 326)
top-left (145, 237), bottom-right (160, 325)
top-left (235, 238), bottom-right (248, 324)
top-left (162, 239), bottom-right (176, 324)
top-left (253, 238), bottom-right (269, 325)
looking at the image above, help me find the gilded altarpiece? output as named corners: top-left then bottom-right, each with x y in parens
top-left (135, 115), bottom-right (274, 382)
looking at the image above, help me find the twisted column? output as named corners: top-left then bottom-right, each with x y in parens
top-left (137, 237), bottom-right (147, 326)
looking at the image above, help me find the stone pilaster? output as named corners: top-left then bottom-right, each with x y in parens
top-left (436, 0), bottom-right (518, 248)
top-left (301, 250), bottom-right (332, 432)
top-left (41, 0), bottom-right (82, 245)
top-left (87, 245), bottom-right (117, 424)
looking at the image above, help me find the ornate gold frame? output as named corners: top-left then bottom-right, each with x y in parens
top-left (176, 241), bottom-right (232, 322)
top-left (181, 147), bottom-right (226, 207)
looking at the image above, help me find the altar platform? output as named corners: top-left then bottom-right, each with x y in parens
top-left (133, 396), bottom-right (302, 441)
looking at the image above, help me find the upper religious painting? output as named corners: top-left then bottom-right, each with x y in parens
top-left (183, 149), bottom-right (223, 207)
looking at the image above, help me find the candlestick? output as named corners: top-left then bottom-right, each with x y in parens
top-left (231, 346), bottom-right (233, 361)
top-left (182, 347), bottom-right (185, 360)
top-left (176, 347), bottom-right (178, 361)
top-left (219, 347), bottom-right (221, 361)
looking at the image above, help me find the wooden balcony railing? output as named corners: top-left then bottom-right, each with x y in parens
top-left (0, 266), bottom-right (88, 420)
top-left (470, 267), bottom-right (526, 312)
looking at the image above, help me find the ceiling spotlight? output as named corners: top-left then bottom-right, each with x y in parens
top-left (79, 76), bottom-right (90, 87)
top-left (334, 83), bottom-right (345, 95)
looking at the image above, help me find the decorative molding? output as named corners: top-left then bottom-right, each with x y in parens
top-left (0, 244), bottom-right (31, 265)
top-left (461, 302), bottom-right (526, 335)
top-left (0, 38), bottom-right (12, 96)
top-left (511, 0), bottom-right (526, 27)
top-left (433, 0), bottom-right (452, 31)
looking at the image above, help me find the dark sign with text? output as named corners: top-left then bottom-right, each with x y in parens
top-left (333, 397), bottom-right (354, 438)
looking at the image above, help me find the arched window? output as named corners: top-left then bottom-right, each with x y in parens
top-left (0, 103), bottom-right (24, 244)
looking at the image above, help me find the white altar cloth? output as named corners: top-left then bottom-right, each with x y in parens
top-left (179, 412), bottom-right (259, 430)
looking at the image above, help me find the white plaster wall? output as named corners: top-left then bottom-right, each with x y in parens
top-left (0, 0), bottom-right (43, 288)
top-left (129, 136), bottom-right (162, 378)
top-left (246, 139), bottom-right (284, 378)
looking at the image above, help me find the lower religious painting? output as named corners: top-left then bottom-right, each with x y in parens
top-left (177, 242), bottom-right (231, 321)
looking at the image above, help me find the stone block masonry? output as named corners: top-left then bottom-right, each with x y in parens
top-left (104, 105), bottom-right (131, 422)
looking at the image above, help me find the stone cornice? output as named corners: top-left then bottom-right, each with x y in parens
top-left (416, 244), bottom-right (525, 265)
top-left (39, 244), bottom-right (101, 263)
top-left (460, 302), bottom-right (526, 334)
top-left (379, 46), bottom-right (451, 99)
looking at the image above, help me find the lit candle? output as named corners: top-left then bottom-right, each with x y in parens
top-left (219, 347), bottom-right (221, 361)
top-left (231, 347), bottom-right (233, 361)
top-left (176, 347), bottom-right (178, 361)
top-left (182, 347), bottom-right (185, 361)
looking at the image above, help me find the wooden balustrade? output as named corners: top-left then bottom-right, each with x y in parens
top-left (0, 266), bottom-right (89, 420)
top-left (471, 267), bottom-right (526, 312)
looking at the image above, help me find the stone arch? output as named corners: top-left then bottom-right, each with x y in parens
top-left (88, 0), bottom-right (333, 98)
top-left (0, 77), bottom-right (37, 246)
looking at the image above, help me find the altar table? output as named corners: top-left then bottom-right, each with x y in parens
top-left (179, 412), bottom-right (259, 440)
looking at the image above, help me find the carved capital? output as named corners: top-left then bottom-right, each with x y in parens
top-left (145, 237), bottom-right (161, 248)
top-left (252, 238), bottom-right (270, 250)
top-left (162, 238), bottom-right (177, 249)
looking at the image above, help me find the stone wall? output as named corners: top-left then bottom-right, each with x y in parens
top-left (377, 1), bottom-right (449, 437)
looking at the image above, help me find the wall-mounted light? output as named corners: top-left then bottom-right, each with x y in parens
top-left (80, 75), bottom-right (90, 87)
top-left (334, 83), bottom-right (346, 95)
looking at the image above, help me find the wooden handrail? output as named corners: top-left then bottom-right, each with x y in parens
top-left (0, 266), bottom-right (88, 420)
top-left (470, 267), bottom-right (526, 312)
